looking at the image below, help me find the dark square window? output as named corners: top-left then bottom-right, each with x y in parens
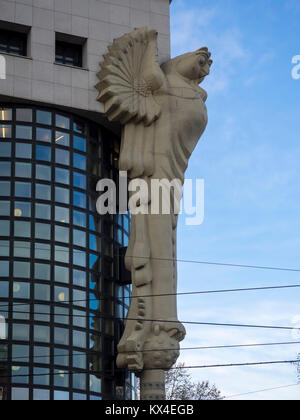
top-left (0, 28), bottom-right (27, 57)
top-left (55, 40), bottom-right (83, 68)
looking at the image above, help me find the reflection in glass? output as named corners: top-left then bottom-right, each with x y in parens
top-left (36, 127), bottom-right (51, 142)
top-left (0, 201), bottom-right (10, 216)
top-left (73, 153), bottom-right (86, 170)
top-left (35, 263), bottom-right (50, 281)
top-left (73, 191), bottom-right (86, 208)
top-left (35, 242), bottom-right (50, 260)
top-left (33, 389), bottom-right (50, 401)
top-left (55, 265), bottom-right (69, 284)
top-left (73, 210), bottom-right (86, 227)
top-left (34, 346), bottom-right (50, 364)
top-left (54, 348), bottom-right (69, 367)
top-left (55, 225), bottom-right (69, 243)
top-left (55, 187), bottom-right (69, 204)
top-left (54, 327), bottom-right (69, 346)
top-left (54, 306), bottom-right (69, 324)
top-left (0, 124), bottom-right (12, 138)
top-left (0, 142), bottom-right (11, 156)
top-left (34, 325), bottom-right (50, 343)
top-left (55, 245), bottom-right (69, 264)
top-left (12, 388), bottom-right (29, 401)
top-left (54, 370), bottom-right (69, 388)
top-left (55, 131), bottom-right (70, 147)
top-left (0, 220), bottom-right (10, 236)
top-left (34, 283), bottom-right (50, 301)
top-left (73, 269), bottom-right (86, 288)
top-left (0, 108), bottom-right (12, 121)
top-left (74, 135), bottom-right (86, 152)
top-left (55, 206), bottom-right (69, 224)
top-left (13, 281), bottom-right (30, 298)
top-left (34, 304), bottom-right (50, 323)
top-left (73, 229), bottom-right (86, 248)
top-left (12, 324), bottom-right (30, 341)
top-left (0, 260), bottom-right (9, 277)
top-left (12, 366), bottom-right (29, 384)
top-left (56, 114), bottom-right (70, 130)
top-left (0, 240), bottom-right (9, 257)
top-left (73, 172), bottom-right (86, 189)
top-left (55, 286), bottom-right (69, 303)
top-left (35, 222), bottom-right (51, 240)
top-left (0, 181), bottom-right (10, 196)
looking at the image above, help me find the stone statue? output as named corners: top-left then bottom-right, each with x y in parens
top-left (96, 27), bottom-right (212, 399)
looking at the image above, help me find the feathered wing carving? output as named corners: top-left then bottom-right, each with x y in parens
top-left (96, 27), bottom-right (165, 127)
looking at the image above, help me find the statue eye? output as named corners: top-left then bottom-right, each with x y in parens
top-left (199, 57), bottom-right (206, 66)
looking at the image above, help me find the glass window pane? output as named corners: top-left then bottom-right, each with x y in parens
top-left (73, 120), bottom-right (85, 134)
top-left (55, 187), bottom-right (69, 204)
top-left (55, 206), bottom-right (69, 224)
top-left (54, 348), bottom-right (69, 367)
top-left (55, 265), bottom-right (69, 284)
top-left (73, 210), bottom-right (86, 227)
top-left (35, 164), bottom-right (51, 181)
top-left (73, 250), bottom-right (86, 268)
top-left (12, 303), bottom-right (29, 321)
top-left (0, 108), bottom-right (12, 121)
top-left (0, 281), bottom-right (9, 296)
top-left (55, 286), bottom-right (69, 303)
top-left (13, 262), bottom-right (30, 278)
top-left (16, 125), bottom-right (32, 139)
top-left (33, 389), bottom-right (50, 401)
top-left (73, 191), bottom-right (86, 208)
top-left (73, 330), bottom-right (86, 349)
top-left (35, 263), bottom-right (50, 281)
top-left (35, 183), bottom-right (51, 200)
top-left (12, 366), bottom-right (29, 384)
top-left (13, 281), bottom-right (30, 299)
top-left (0, 201), bottom-right (10, 216)
top-left (16, 109), bottom-right (32, 122)
top-left (34, 367), bottom-right (49, 386)
top-left (0, 142), bottom-right (11, 156)
top-left (12, 388), bottom-right (29, 400)
top-left (34, 242), bottom-right (50, 260)
top-left (73, 373), bottom-right (86, 390)
top-left (14, 221), bottom-right (31, 238)
top-left (34, 283), bottom-right (50, 301)
top-left (54, 306), bottom-right (69, 324)
top-left (36, 110), bottom-right (52, 126)
top-left (54, 370), bottom-right (69, 388)
top-left (55, 167), bottom-right (69, 184)
top-left (0, 181), bottom-right (10, 196)
top-left (34, 325), bottom-right (50, 343)
top-left (55, 225), bottom-right (69, 243)
top-left (54, 391), bottom-right (69, 400)
top-left (34, 346), bottom-right (50, 364)
top-left (73, 351), bottom-right (86, 370)
top-left (54, 327), bottom-right (69, 346)
top-left (73, 153), bottom-right (86, 170)
top-left (0, 260), bottom-right (8, 277)
top-left (0, 220), bottom-right (10, 236)
top-left (73, 309), bottom-right (86, 328)
top-left (0, 240), bottom-right (9, 257)
top-left (15, 162), bottom-right (31, 178)
top-left (14, 202), bottom-right (31, 218)
top-left (73, 172), bottom-right (86, 189)
top-left (35, 203), bottom-right (51, 220)
top-left (73, 135), bottom-right (86, 152)
top-left (56, 149), bottom-right (70, 166)
top-left (35, 223), bottom-right (50, 240)
top-left (0, 161), bottom-right (11, 177)
top-left (73, 270), bottom-right (86, 288)
top-left (34, 304), bottom-right (50, 323)
top-left (15, 143), bottom-right (32, 159)
top-left (12, 324), bottom-right (30, 341)
top-left (12, 345), bottom-right (29, 362)
top-left (14, 241), bottom-right (30, 258)
top-left (55, 131), bottom-right (70, 147)
top-left (73, 229), bottom-right (86, 247)
top-left (56, 114), bottom-right (70, 130)
top-left (15, 182), bottom-right (31, 198)
top-left (36, 145), bottom-right (51, 161)
top-left (0, 125), bottom-right (12, 138)
top-left (73, 289), bottom-right (86, 308)
top-left (36, 127), bottom-right (51, 142)
top-left (55, 245), bottom-right (69, 263)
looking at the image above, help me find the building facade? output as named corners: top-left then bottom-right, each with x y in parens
top-left (0, 0), bottom-right (171, 401)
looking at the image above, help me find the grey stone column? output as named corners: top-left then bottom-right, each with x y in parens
top-left (140, 370), bottom-right (166, 400)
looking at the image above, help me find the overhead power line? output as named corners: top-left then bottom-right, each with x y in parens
top-left (223, 383), bottom-right (300, 399)
top-left (1, 359), bottom-right (299, 380)
top-left (1, 283), bottom-right (300, 311)
top-left (5, 340), bottom-right (300, 362)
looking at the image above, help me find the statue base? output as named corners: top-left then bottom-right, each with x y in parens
top-left (140, 369), bottom-right (166, 400)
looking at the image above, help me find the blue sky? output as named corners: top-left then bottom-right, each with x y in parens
top-left (170, 0), bottom-right (300, 399)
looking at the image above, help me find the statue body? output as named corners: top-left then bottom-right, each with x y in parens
top-left (96, 28), bottom-right (212, 381)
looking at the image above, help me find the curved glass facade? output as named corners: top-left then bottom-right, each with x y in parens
top-left (0, 105), bottom-right (133, 400)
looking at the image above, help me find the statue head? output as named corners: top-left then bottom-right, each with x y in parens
top-left (162, 47), bottom-right (213, 84)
